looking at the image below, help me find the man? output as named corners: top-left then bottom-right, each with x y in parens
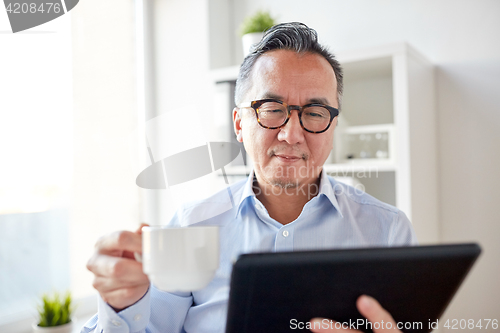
top-left (83, 22), bottom-right (417, 333)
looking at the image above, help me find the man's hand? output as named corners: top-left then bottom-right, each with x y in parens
top-left (309, 295), bottom-right (401, 332)
top-left (86, 223), bottom-right (150, 311)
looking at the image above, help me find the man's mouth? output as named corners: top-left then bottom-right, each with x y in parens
top-left (274, 154), bottom-right (303, 162)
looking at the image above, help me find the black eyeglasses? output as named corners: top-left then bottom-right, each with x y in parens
top-left (240, 99), bottom-right (339, 134)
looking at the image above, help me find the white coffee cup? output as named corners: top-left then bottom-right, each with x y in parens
top-left (139, 226), bottom-right (219, 292)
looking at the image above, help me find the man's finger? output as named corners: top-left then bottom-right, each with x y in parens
top-left (356, 295), bottom-right (400, 332)
top-left (136, 223), bottom-right (149, 235)
top-left (95, 230), bottom-right (142, 254)
top-left (87, 254), bottom-right (148, 282)
top-left (92, 275), bottom-right (149, 293)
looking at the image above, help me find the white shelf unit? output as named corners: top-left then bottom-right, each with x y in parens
top-left (210, 43), bottom-right (438, 243)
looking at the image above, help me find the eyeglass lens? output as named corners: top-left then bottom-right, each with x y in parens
top-left (257, 101), bottom-right (331, 132)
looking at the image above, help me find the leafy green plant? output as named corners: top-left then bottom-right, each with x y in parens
top-left (36, 292), bottom-right (73, 327)
top-left (239, 10), bottom-right (276, 36)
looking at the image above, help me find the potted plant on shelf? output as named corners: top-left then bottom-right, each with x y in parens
top-left (32, 292), bottom-right (75, 333)
top-left (240, 10), bottom-right (276, 57)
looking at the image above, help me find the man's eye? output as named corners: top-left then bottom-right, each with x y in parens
top-left (261, 109), bottom-right (284, 114)
top-left (306, 112), bottom-right (327, 118)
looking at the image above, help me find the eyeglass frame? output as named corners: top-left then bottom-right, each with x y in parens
top-left (239, 99), bottom-right (339, 134)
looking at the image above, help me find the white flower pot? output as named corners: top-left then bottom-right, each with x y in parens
top-left (242, 32), bottom-right (264, 57)
top-left (32, 318), bottom-right (75, 333)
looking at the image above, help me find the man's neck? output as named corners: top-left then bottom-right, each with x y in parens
top-left (254, 174), bottom-right (321, 225)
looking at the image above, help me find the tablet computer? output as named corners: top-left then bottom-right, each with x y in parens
top-left (225, 243), bottom-right (481, 333)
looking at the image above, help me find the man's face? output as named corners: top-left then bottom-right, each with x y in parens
top-left (233, 50), bottom-right (338, 189)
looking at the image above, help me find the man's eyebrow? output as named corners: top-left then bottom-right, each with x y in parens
top-left (261, 93), bottom-right (331, 106)
top-left (307, 97), bottom-right (331, 105)
top-left (261, 92), bottom-right (284, 100)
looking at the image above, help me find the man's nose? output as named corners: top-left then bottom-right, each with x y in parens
top-left (277, 110), bottom-right (305, 145)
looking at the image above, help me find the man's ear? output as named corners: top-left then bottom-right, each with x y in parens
top-left (233, 108), bottom-right (243, 143)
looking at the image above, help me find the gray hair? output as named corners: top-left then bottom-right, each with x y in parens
top-left (235, 22), bottom-right (343, 109)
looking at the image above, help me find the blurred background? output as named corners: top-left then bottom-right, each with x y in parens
top-left (1, 0), bottom-right (499, 332)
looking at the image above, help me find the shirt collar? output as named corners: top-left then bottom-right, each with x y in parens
top-left (318, 169), bottom-right (343, 217)
top-left (235, 169), bottom-right (343, 218)
top-left (234, 170), bottom-right (258, 218)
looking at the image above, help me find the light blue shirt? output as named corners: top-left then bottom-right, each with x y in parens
top-left (81, 171), bottom-right (417, 333)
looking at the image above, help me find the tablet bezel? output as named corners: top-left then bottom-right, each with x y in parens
top-left (225, 243), bottom-right (481, 333)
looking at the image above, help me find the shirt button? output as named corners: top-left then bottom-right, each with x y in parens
top-left (282, 230), bottom-right (289, 237)
top-left (134, 314), bottom-right (142, 321)
top-left (111, 320), bottom-right (122, 327)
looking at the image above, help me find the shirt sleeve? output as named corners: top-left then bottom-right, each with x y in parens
top-left (388, 210), bottom-right (419, 246)
top-left (80, 287), bottom-right (151, 333)
top-left (80, 285), bottom-right (193, 333)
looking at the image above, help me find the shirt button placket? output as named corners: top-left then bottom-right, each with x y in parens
top-left (275, 227), bottom-right (293, 251)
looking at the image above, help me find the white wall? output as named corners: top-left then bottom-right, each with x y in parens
top-left (154, 0), bottom-right (500, 326)
top-left (152, 0), bottom-right (238, 224)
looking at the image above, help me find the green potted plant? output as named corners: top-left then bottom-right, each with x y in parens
top-left (239, 10), bottom-right (276, 56)
top-left (32, 292), bottom-right (75, 333)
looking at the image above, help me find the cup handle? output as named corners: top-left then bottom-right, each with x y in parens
top-left (134, 252), bottom-right (142, 263)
